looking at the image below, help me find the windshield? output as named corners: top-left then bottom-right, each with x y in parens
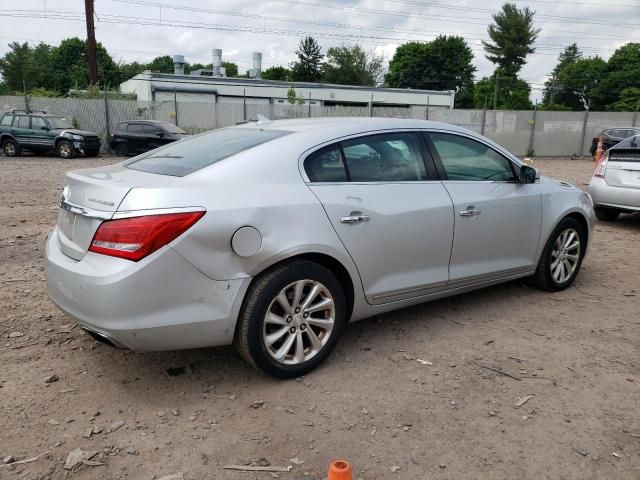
top-left (158, 122), bottom-right (187, 134)
top-left (124, 127), bottom-right (291, 176)
top-left (47, 116), bottom-right (74, 129)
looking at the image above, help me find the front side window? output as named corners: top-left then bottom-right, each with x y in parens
top-left (428, 132), bottom-right (515, 182)
top-left (341, 133), bottom-right (427, 182)
top-left (16, 116), bottom-right (30, 129)
top-left (305, 146), bottom-right (347, 182)
top-left (31, 117), bottom-right (47, 130)
top-left (128, 124), bottom-right (145, 133)
top-left (0, 115), bottom-right (13, 126)
top-left (142, 125), bottom-right (162, 135)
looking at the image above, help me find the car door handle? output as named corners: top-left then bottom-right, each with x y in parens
top-left (460, 207), bottom-right (481, 217)
top-left (340, 214), bottom-right (370, 224)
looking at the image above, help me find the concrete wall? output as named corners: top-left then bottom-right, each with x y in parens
top-left (1, 95), bottom-right (637, 156)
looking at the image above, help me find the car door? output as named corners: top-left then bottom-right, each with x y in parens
top-left (30, 116), bottom-right (54, 152)
top-left (424, 131), bottom-right (542, 283)
top-left (126, 123), bottom-right (145, 153)
top-left (142, 124), bottom-right (167, 150)
top-left (10, 115), bottom-right (32, 147)
top-left (306, 131), bottom-right (454, 305)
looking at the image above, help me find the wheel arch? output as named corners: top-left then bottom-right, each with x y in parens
top-left (0, 133), bottom-right (17, 145)
top-left (564, 211), bottom-right (589, 244)
top-left (245, 252), bottom-right (356, 322)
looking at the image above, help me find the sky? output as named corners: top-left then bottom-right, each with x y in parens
top-left (1, 0), bottom-right (639, 101)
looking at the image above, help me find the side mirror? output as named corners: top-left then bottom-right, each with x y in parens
top-left (41, 126), bottom-right (50, 131)
top-left (156, 131), bottom-right (165, 138)
top-left (519, 165), bottom-right (537, 184)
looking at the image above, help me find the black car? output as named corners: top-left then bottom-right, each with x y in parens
top-left (0, 110), bottom-right (101, 158)
top-left (590, 127), bottom-right (640, 158)
top-left (110, 120), bottom-right (188, 156)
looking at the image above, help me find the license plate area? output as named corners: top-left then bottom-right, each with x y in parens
top-left (58, 209), bottom-right (77, 240)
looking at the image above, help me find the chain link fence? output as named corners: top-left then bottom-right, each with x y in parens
top-left (1, 94), bottom-right (637, 156)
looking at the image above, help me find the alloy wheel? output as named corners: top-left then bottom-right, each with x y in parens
top-left (262, 279), bottom-right (335, 365)
top-left (550, 228), bottom-right (581, 283)
top-left (58, 142), bottom-right (72, 158)
top-left (4, 142), bottom-right (16, 156)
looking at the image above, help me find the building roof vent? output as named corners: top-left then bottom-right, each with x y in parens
top-left (173, 54), bottom-right (185, 75)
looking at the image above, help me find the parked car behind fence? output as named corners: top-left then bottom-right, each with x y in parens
top-left (110, 120), bottom-right (188, 156)
top-left (0, 110), bottom-right (101, 158)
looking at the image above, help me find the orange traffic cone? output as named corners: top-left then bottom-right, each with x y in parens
top-left (327, 460), bottom-right (352, 480)
top-left (595, 136), bottom-right (604, 162)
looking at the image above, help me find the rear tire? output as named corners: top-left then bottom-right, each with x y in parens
top-left (527, 217), bottom-right (586, 292)
top-left (235, 260), bottom-right (346, 378)
top-left (2, 139), bottom-right (20, 157)
top-left (114, 143), bottom-right (128, 156)
top-left (56, 140), bottom-right (74, 159)
top-left (594, 207), bottom-right (620, 221)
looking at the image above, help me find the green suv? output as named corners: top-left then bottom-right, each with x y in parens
top-left (0, 110), bottom-right (101, 158)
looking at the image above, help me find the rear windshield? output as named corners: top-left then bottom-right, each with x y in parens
top-left (124, 127), bottom-right (290, 176)
top-left (608, 135), bottom-right (640, 162)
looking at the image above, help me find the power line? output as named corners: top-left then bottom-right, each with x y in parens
top-left (111, 0), bottom-right (640, 44)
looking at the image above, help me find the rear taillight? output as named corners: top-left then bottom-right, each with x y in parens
top-left (594, 152), bottom-right (609, 178)
top-left (89, 211), bottom-right (205, 261)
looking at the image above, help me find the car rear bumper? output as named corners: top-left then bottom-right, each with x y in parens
top-left (588, 177), bottom-right (640, 211)
top-left (45, 227), bottom-right (250, 351)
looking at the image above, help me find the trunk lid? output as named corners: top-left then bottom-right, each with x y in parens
top-left (56, 163), bottom-right (181, 260)
top-left (604, 149), bottom-right (640, 189)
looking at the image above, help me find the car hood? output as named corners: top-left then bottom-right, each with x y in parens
top-left (51, 128), bottom-right (99, 136)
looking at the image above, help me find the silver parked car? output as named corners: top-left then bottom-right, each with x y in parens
top-left (46, 118), bottom-right (595, 377)
top-left (588, 135), bottom-right (640, 220)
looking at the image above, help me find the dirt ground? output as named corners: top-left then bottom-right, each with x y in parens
top-left (0, 154), bottom-right (639, 480)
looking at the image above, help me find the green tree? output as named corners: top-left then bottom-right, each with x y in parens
top-left (557, 57), bottom-right (607, 110)
top-left (322, 44), bottom-right (383, 86)
top-left (291, 36), bottom-right (323, 82)
top-left (0, 42), bottom-right (34, 92)
top-left (286, 84), bottom-right (304, 105)
top-left (49, 38), bottom-right (118, 91)
top-left (597, 43), bottom-right (640, 110)
top-left (146, 55), bottom-right (174, 73)
top-left (385, 36), bottom-right (476, 108)
top-left (482, 3), bottom-right (540, 76)
top-left (607, 87), bottom-right (640, 111)
top-left (222, 61), bottom-right (238, 77)
top-left (542, 43), bottom-right (583, 108)
top-left (262, 65), bottom-right (291, 81)
top-left (474, 74), bottom-right (533, 110)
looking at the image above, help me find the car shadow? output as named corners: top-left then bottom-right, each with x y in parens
top-left (80, 278), bottom-right (544, 397)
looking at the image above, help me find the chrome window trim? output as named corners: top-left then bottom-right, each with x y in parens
top-left (298, 127), bottom-right (523, 184)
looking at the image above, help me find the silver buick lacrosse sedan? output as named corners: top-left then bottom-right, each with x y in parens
top-left (46, 118), bottom-right (595, 377)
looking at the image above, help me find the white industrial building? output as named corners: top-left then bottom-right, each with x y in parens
top-left (119, 51), bottom-right (456, 113)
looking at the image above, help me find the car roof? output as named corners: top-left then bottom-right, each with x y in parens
top-left (118, 120), bottom-right (165, 124)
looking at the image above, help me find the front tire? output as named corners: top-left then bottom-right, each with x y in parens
top-left (528, 217), bottom-right (586, 291)
top-left (2, 139), bottom-right (20, 157)
top-left (235, 260), bottom-right (346, 378)
top-left (594, 207), bottom-right (620, 221)
top-left (56, 140), bottom-right (75, 159)
top-left (114, 143), bottom-right (128, 156)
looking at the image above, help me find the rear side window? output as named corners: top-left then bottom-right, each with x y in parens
top-left (16, 116), bottom-right (30, 129)
top-left (305, 146), bottom-right (347, 182)
top-left (342, 133), bottom-right (427, 182)
top-left (125, 128), bottom-right (291, 176)
top-left (0, 115), bottom-right (13, 126)
top-left (128, 124), bottom-right (145, 133)
top-left (116, 122), bottom-right (127, 132)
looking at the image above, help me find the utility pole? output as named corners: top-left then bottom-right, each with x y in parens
top-left (84, 0), bottom-right (98, 85)
top-left (493, 71), bottom-right (500, 111)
